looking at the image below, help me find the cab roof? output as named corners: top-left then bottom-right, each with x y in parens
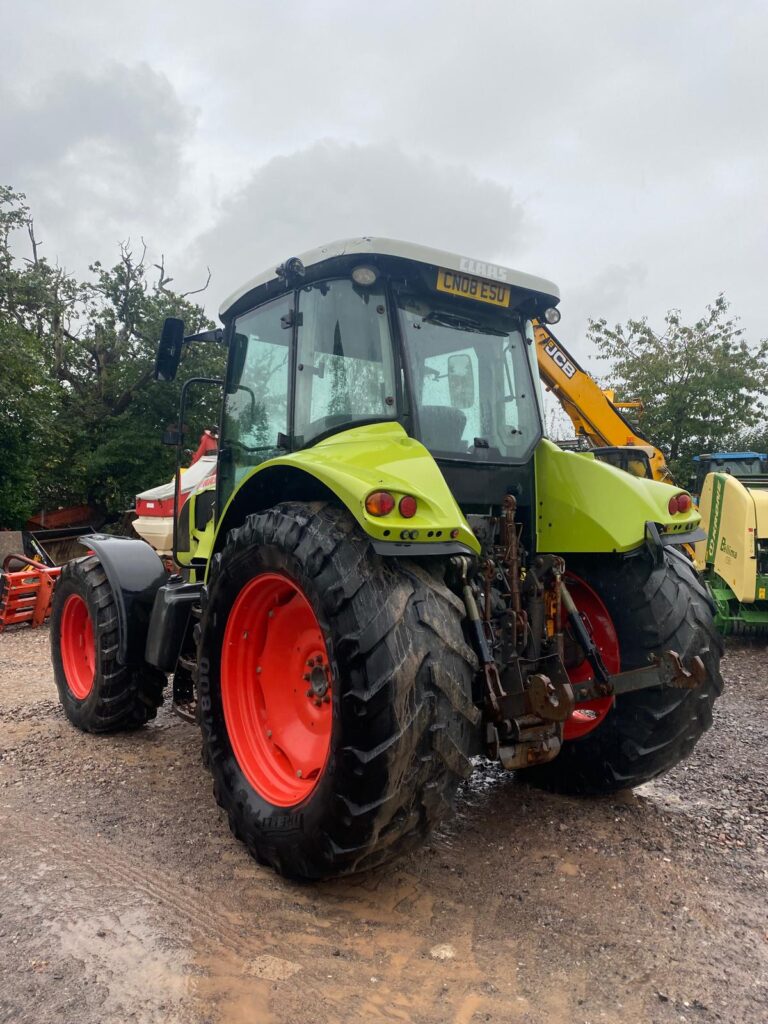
top-left (693, 452), bottom-right (767, 461)
top-left (219, 236), bottom-right (560, 320)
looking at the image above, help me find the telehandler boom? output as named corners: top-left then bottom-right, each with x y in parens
top-left (533, 322), bottom-right (673, 483)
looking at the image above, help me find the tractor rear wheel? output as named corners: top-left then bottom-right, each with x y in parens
top-left (51, 556), bottom-right (166, 732)
top-left (523, 546), bottom-right (724, 794)
top-left (197, 502), bottom-right (479, 880)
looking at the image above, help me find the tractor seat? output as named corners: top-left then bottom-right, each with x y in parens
top-left (419, 406), bottom-right (467, 452)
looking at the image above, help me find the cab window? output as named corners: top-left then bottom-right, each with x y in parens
top-left (294, 279), bottom-right (397, 445)
top-left (222, 294), bottom-right (291, 481)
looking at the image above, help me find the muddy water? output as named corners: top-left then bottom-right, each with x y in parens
top-left (1, 627), bottom-right (767, 1023)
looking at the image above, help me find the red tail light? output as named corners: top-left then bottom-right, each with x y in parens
top-left (399, 495), bottom-right (417, 519)
top-left (668, 492), bottom-right (693, 515)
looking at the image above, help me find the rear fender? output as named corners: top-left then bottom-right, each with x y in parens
top-left (535, 439), bottom-right (700, 554)
top-left (210, 422), bottom-right (480, 572)
top-left (79, 534), bottom-right (167, 665)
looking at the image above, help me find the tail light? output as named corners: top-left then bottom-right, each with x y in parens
top-left (668, 492), bottom-right (693, 515)
top-left (365, 491), bottom-right (395, 516)
top-left (399, 495), bottom-right (417, 519)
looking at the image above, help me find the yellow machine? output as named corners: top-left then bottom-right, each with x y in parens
top-left (693, 461), bottom-right (768, 633)
top-left (533, 322), bottom-right (673, 483)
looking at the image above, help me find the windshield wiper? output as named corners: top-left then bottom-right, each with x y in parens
top-left (422, 311), bottom-right (507, 336)
top-left (226, 440), bottom-right (285, 454)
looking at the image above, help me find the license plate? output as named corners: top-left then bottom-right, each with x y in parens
top-left (435, 268), bottom-right (511, 307)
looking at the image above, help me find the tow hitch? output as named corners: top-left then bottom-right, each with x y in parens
top-left (570, 650), bottom-right (705, 704)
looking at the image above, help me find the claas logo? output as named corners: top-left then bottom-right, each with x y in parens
top-left (543, 341), bottom-right (576, 379)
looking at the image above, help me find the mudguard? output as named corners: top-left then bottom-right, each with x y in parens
top-left (535, 440), bottom-right (700, 554)
top-left (79, 534), bottom-right (167, 665)
top-left (210, 422), bottom-right (481, 569)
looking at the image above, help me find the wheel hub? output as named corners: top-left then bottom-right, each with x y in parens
top-left (305, 658), bottom-right (330, 703)
top-left (59, 593), bottom-right (96, 700)
top-left (561, 573), bottom-right (621, 740)
top-left (221, 572), bottom-right (333, 807)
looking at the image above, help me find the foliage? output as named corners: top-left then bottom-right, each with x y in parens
top-left (0, 186), bottom-right (224, 527)
top-left (588, 296), bottom-right (768, 481)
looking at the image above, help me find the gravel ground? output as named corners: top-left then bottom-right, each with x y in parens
top-left (0, 625), bottom-right (766, 1024)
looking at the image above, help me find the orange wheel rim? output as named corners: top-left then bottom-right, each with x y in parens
top-left (221, 573), bottom-right (333, 807)
top-left (60, 594), bottom-right (95, 699)
top-left (562, 573), bottom-right (620, 741)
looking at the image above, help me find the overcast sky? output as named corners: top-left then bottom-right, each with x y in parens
top-left (2, 0), bottom-right (766, 368)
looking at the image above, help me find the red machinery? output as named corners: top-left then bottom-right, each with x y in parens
top-left (0, 555), bottom-right (62, 632)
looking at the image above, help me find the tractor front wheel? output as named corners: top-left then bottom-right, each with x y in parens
top-left (51, 556), bottom-right (166, 732)
top-left (523, 546), bottom-right (724, 794)
top-left (197, 503), bottom-right (479, 879)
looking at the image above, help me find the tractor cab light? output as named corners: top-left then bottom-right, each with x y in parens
top-left (351, 265), bottom-right (378, 286)
top-left (399, 495), bottom-right (417, 519)
top-left (365, 491), bottom-right (395, 516)
top-left (543, 307), bottom-right (561, 325)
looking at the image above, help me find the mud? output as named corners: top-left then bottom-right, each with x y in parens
top-left (1, 626), bottom-right (766, 1023)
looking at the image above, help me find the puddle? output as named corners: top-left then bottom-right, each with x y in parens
top-left (53, 907), bottom-right (193, 1022)
top-left (189, 947), bottom-right (296, 1024)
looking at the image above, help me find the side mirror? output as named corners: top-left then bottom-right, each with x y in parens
top-left (154, 317), bottom-right (185, 381)
top-left (162, 428), bottom-right (185, 446)
top-left (447, 354), bottom-right (475, 409)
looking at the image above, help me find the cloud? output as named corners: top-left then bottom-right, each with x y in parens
top-left (0, 63), bottom-right (194, 270)
top-left (188, 139), bottom-right (527, 303)
top-left (1, 0), bottom-right (766, 357)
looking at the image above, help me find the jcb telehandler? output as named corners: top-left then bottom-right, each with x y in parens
top-left (50, 239), bottom-right (723, 879)
top-left (533, 321), bottom-right (673, 483)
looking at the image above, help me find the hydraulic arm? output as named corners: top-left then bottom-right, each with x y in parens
top-left (534, 321), bottom-right (673, 483)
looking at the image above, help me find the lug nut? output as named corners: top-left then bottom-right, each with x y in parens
top-left (306, 688), bottom-right (314, 698)
top-left (266, 730), bottom-right (272, 738)
top-left (322, 694), bottom-right (330, 703)
top-left (296, 769), bottom-right (303, 778)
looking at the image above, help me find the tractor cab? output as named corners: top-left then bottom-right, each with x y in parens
top-left (216, 240), bottom-right (558, 509)
top-left (189, 239), bottom-right (560, 571)
top-left (692, 451), bottom-right (768, 498)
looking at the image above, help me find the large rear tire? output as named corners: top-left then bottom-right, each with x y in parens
top-left (197, 502), bottom-right (479, 880)
top-left (51, 556), bottom-right (166, 732)
top-left (523, 546), bottom-right (724, 794)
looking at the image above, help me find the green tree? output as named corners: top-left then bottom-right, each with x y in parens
top-left (0, 186), bottom-right (224, 525)
top-left (588, 296), bottom-right (768, 481)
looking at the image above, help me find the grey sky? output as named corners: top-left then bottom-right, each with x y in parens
top-left (1, 0), bottom-right (766, 368)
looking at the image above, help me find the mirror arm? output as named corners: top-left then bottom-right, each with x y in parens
top-left (183, 328), bottom-right (225, 346)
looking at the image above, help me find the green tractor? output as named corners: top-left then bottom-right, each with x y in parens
top-left (50, 239), bottom-right (723, 879)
